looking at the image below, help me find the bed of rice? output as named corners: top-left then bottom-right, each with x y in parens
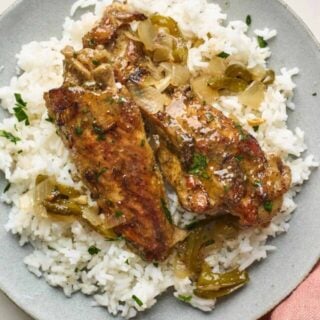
top-left (0, 0), bottom-right (318, 318)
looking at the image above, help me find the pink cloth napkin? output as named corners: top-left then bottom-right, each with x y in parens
top-left (262, 263), bottom-right (320, 320)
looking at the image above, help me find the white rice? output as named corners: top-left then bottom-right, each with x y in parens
top-left (0, 0), bottom-right (318, 318)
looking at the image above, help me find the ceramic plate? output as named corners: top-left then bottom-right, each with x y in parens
top-left (0, 1), bottom-right (319, 319)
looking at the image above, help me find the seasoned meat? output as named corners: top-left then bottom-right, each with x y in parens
top-left (81, 6), bottom-right (290, 225)
top-left (77, 4), bottom-right (292, 226)
top-left (44, 86), bottom-right (182, 261)
top-left (83, 3), bottom-right (146, 48)
top-left (144, 89), bottom-right (291, 226)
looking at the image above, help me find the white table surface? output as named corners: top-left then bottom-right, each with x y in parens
top-left (0, 0), bottom-right (319, 319)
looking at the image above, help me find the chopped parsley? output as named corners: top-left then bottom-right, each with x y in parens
top-left (312, 92), bottom-right (317, 96)
top-left (235, 155), bottom-right (244, 161)
top-left (92, 123), bottom-right (106, 141)
top-left (253, 180), bottom-right (262, 188)
top-left (14, 93), bottom-right (29, 125)
top-left (74, 126), bottom-right (83, 136)
top-left (88, 39), bottom-right (96, 47)
top-left (235, 124), bottom-right (248, 141)
top-left (253, 125), bottom-right (260, 132)
top-left (3, 182), bottom-right (11, 193)
top-left (0, 130), bottom-right (21, 144)
top-left (189, 153), bottom-right (209, 179)
top-left (92, 60), bottom-right (100, 66)
top-left (96, 167), bottom-right (107, 180)
top-left (132, 295), bottom-right (143, 307)
top-left (88, 245), bottom-right (101, 255)
top-left (263, 200), bottom-right (273, 213)
top-left (246, 15), bottom-right (252, 26)
top-left (153, 262), bottom-right (159, 267)
top-left (105, 236), bottom-right (124, 242)
top-left (257, 36), bottom-right (268, 48)
top-left (217, 51), bottom-right (230, 59)
top-left (45, 116), bottom-right (53, 123)
top-left (115, 210), bottom-right (124, 218)
top-left (161, 198), bottom-right (173, 224)
top-left (125, 259), bottom-right (129, 265)
top-left (178, 295), bottom-right (192, 303)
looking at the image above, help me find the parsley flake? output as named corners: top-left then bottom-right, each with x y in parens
top-left (132, 295), bottom-right (143, 307)
top-left (14, 93), bottom-right (29, 125)
top-left (217, 51), bottom-right (230, 59)
top-left (92, 123), bottom-right (106, 141)
top-left (3, 182), bottom-right (11, 193)
top-left (189, 153), bottom-right (209, 178)
top-left (115, 210), bottom-right (124, 218)
top-left (161, 198), bottom-right (173, 224)
top-left (74, 126), bottom-right (83, 136)
top-left (178, 295), bottom-right (192, 303)
top-left (246, 15), bottom-right (252, 26)
top-left (0, 130), bottom-right (21, 144)
top-left (263, 200), bottom-right (273, 213)
top-left (253, 125), bottom-right (259, 132)
top-left (88, 245), bottom-right (101, 255)
top-left (257, 36), bottom-right (268, 48)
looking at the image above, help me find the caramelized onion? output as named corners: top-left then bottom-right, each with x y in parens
top-left (239, 81), bottom-right (266, 109)
top-left (191, 76), bottom-right (219, 105)
top-left (137, 19), bottom-right (157, 51)
top-left (128, 83), bottom-right (169, 114)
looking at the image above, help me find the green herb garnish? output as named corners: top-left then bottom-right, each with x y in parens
top-left (246, 15), bottom-right (252, 26)
top-left (132, 295), bottom-right (143, 307)
top-left (235, 124), bottom-right (248, 141)
top-left (263, 200), bottom-right (273, 213)
top-left (153, 262), bottom-right (159, 267)
top-left (88, 245), bottom-right (101, 255)
top-left (96, 167), bottom-right (107, 180)
top-left (92, 60), bottom-right (100, 66)
top-left (253, 125), bottom-right (259, 132)
top-left (115, 210), bottom-right (124, 218)
top-left (160, 198), bottom-right (173, 224)
top-left (14, 93), bottom-right (29, 125)
top-left (312, 92), bottom-right (317, 96)
top-left (253, 180), bottom-right (262, 188)
top-left (92, 123), bottom-right (106, 141)
top-left (235, 155), bottom-right (244, 161)
top-left (3, 182), bottom-right (11, 193)
top-left (74, 126), bottom-right (83, 136)
top-left (178, 295), bottom-right (192, 303)
top-left (257, 36), bottom-right (268, 48)
top-left (189, 153), bottom-right (209, 178)
top-left (217, 51), bottom-right (230, 59)
top-left (0, 130), bottom-right (21, 144)
top-left (45, 116), bottom-right (53, 123)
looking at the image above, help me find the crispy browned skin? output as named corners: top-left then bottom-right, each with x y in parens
top-left (44, 87), bottom-right (179, 261)
top-left (80, 4), bottom-right (292, 226)
top-left (83, 4), bottom-right (146, 48)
